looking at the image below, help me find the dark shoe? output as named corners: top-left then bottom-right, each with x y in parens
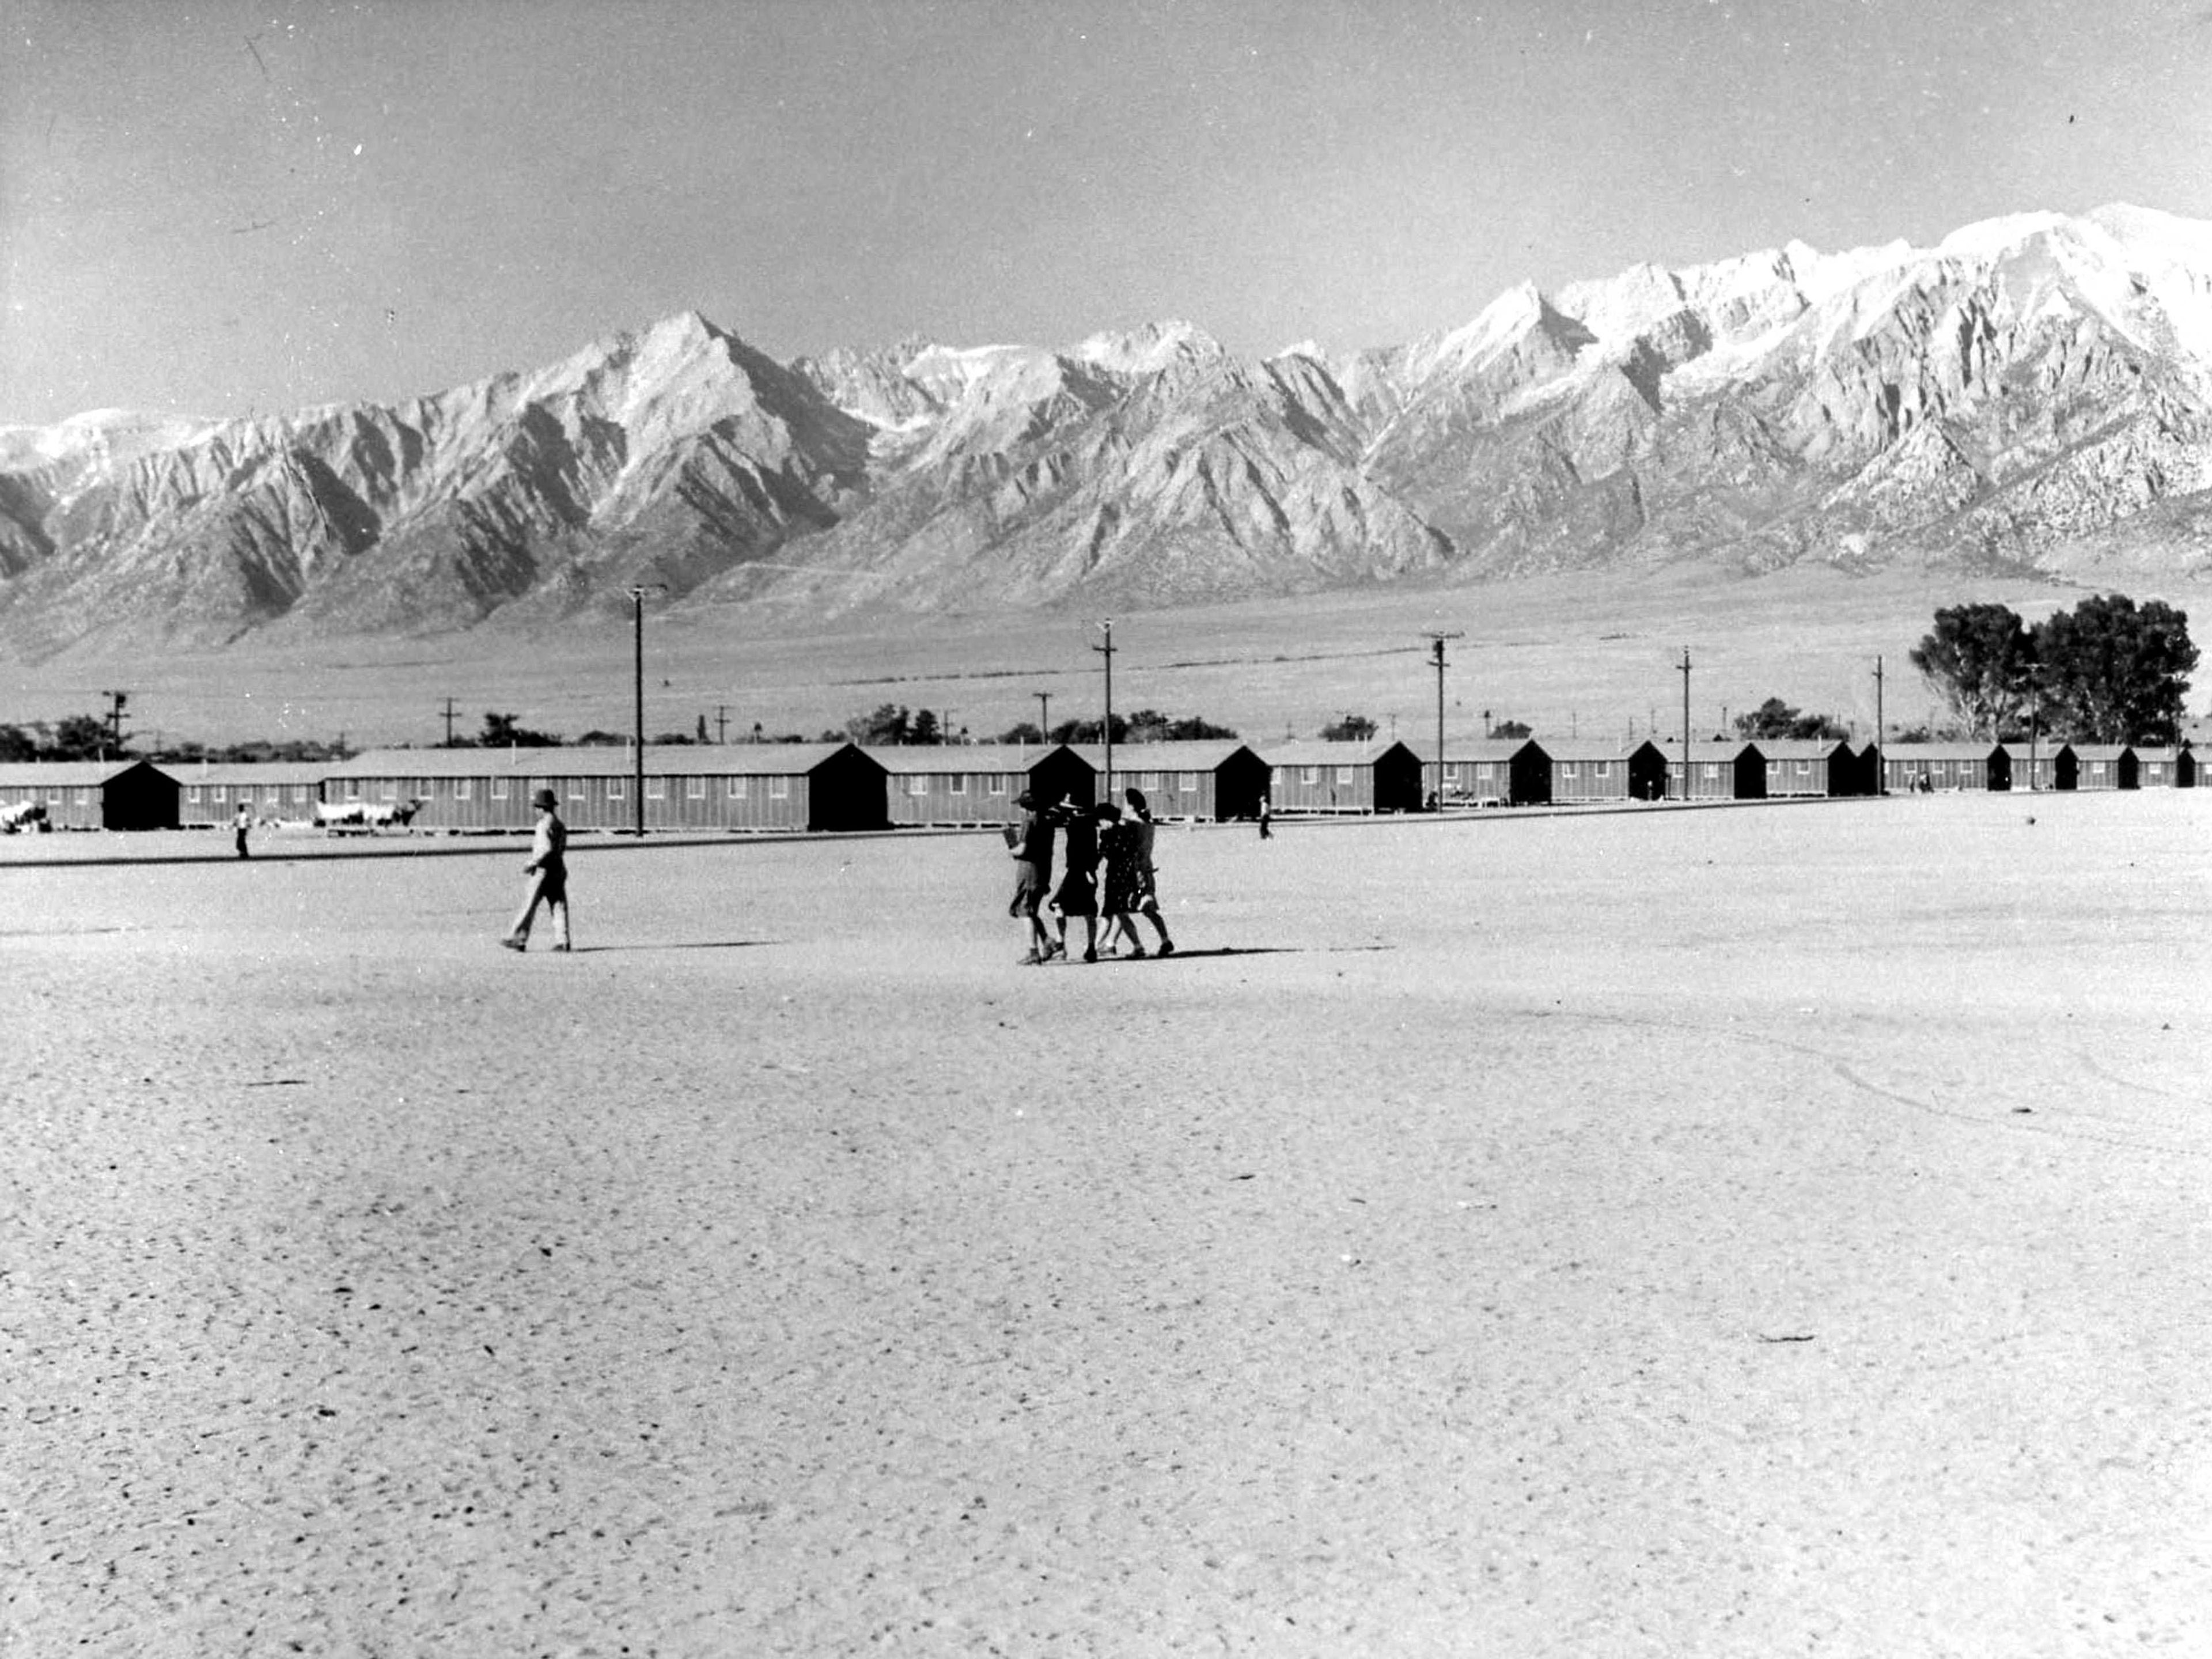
top-left (551, 943), bottom-right (571, 953)
top-left (1126, 946), bottom-right (1147, 959)
top-left (1082, 948), bottom-right (1098, 963)
top-left (500, 937), bottom-right (526, 952)
top-left (1157, 940), bottom-right (1175, 956)
top-left (1019, 950), bottom-right (1045, 965)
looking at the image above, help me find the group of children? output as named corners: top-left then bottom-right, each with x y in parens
top-left (1007, 786), bottom-right (1176, 965)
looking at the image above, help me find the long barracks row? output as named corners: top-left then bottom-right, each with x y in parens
top-left (0, 736), bottom-right (2200, 834)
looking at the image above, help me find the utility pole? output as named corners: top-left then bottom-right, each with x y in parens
top-left (716, 705), bottom-right (729, 745)
top-left (626, 585), bottom-right (666, 836)
top-left (1677, 648), bottom-right (1692, 802)
top-left (1093, 621), bottom-right (1115, 798)
top-left (1035, 691), bottom-right (1051, 743)
top-left (1421, 631), bottom-right (1463, 810)
top-left (440, 697), bottom-right (459, 746)
top-left (1873, 655), bottom-right (1886, 794)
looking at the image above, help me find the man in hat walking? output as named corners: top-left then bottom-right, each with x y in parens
top-left (503, 787), bottom-right (571, 952)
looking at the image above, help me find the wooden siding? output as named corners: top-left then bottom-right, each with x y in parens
top-left (2066, 747), bottom-right (2133, 791)
top-left (1261, 741), bottom-right (1423, 814)
top-left (1882, 745), bottom-right (2008, 793)
top-left (324, 744), bottom-right (885, 833)
top-left (1664, 744), bottom-right (1766, 801)
top-left (2002, 744), bottom-right (2075, 792)
top-left (0, 760), bottom-right (179, 830)
top-left (875, 745), bottom-right (1095, 827)
top-left (176, 767), bottom-right (327, 825)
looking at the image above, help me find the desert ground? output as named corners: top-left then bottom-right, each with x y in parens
top-left (5, 791), bottom-right (2209, 1656)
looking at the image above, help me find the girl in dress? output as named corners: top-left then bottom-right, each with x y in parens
top-left (1096, 801), bottom-right (1147, 957)
top-left (1121, 787), bottom-right (1176, 956)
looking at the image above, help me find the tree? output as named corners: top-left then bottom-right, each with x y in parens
top-left (0, 724), bottom-right (35, 762)
top-left (1320, 713), bottom-right (1377, 741)
top-left (845, 703), bottom-right (910, 745)
top-left (995, 721), bottom-right (1047, 744)
top-left (1050, 715), bottom-right (1128, 744)
top-left (2032, 594), bottom-right (2198, 743)
top-left (46, 713), bottom-right (122, 760)
top-left (1488, 718), bottom-right (1532, 739)
top-left (1734, 698), bottom-right (1849, 741)
top-left (1908, 604), bottom-right (2036, 739)
top-left (480, 711), bottom-right (559, 747)
top-left (908, 708), bottom-right (942, 745)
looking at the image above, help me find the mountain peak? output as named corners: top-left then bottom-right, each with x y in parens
top-left (1072, 319), bottom-right (1225, 374)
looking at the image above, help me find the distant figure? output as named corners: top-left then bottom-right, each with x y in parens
top-left (1006, 789), bottom-right (1058, 964)
top-left (1052, 800), bottom-right (1101, 963)
top-left (233, 802), bottom-right (253, 859)
top-left (503, 789), bottom-right (571, 952)
top-left (1122, 787), bottom-right (1175, 956)
top-left (1257, 797), bottom-right (1272, 840)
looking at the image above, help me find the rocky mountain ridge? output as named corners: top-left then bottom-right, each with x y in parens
top-left (3, 203), bottom-right (2209, 654)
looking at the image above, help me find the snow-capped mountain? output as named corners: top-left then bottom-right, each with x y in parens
top-left (3, 204), bottom-right (2209, 652)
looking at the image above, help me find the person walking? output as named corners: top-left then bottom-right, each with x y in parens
top-left (1052, 800), bottom-right (1102, 962)
top-left (1097, 801), bottom-right (1147, 957)
top-left (1257, 796), bottom-right (1272, 839)
top-left (1006, 789), bottom-right (1058, 964)
top-left (503, 788), bottom-right (571, 952)
top-left (1122, 787), bottom-right (1175, 956)
top-left (232, 801), bottom-right (253, 859)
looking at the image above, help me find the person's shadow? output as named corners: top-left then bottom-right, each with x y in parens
top-left (566, 940), bottom-right (775, 954)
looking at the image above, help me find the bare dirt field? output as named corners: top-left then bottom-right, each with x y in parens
top-left (5, 792), bottom-right (2209, 1657)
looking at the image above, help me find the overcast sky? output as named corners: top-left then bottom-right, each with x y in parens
top-left (6, 0), bottom-right (2211, 426)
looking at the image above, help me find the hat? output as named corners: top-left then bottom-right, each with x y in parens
top-left (532, 788), bottom-right (559, 809)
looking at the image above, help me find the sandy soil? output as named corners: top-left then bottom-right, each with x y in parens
top-left (5, 793), bottom-right (2209, 1657)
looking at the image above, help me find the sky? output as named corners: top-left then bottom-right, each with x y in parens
top-left (5, 0), bottom-right (2212, 427)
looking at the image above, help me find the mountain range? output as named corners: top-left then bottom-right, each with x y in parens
top-left (4, 203), bottom-right (2210, 655)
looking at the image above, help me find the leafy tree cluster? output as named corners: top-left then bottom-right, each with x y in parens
top-left (151, 736), bottom-right (354, 764)
top-left (1488, 718), bottom-right (1532, 739)
top-left (1321, 713), bottom-right (1377, 741)
top-left (0, 713), bottom-right (131, 762)
top-left (468, 711), bottom-right (561, 748)
top-left (1732, 698), bottom-right (1849, 742)
top-left (1910, 596), bottom-right (2198, 743)
top-left (1119, 709), bottom-right (1237, 743)
top-left (846, 704), bottom-right (949, 745)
